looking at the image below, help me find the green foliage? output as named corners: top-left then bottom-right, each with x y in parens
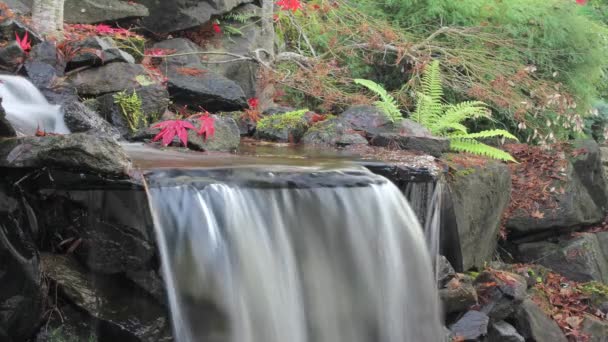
top-left (412, 61), bottom-right (518, 162)
top-left (257, 109), bottom-right (310, 131)
top-left (584, 101), bottom-right (608, 142)
top-left (222, 11), bottom-right (257, 24)
top-left (354, 79), bottom-right (402, 122)
top-left (113, 90), bottom-right (145, 133)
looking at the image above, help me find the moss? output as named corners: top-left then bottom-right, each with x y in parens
top-left (257, 109), bottom-right (309, 131)
top-left (113, 90), bottom-right (145, 133)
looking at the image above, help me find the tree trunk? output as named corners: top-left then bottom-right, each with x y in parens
top-left (257, 0), bottom-right (276, 110)
top-left (31, 0), bottom-right (65, 39)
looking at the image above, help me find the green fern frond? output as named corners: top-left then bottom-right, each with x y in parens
top-left (434, 122), bottom-right (469, 135)
top-left (222, 12), bottom-right (257, 23)
top-left (454, 129), bottom-right (519, 141)
top-left (420, 60), bottom-right (443, 117)
top-left (354, 78), bottom-right (402, 122)
top-left (450, 138), bottom-right (517, 162)
top-left (441, 102), bottom-right (489, 124)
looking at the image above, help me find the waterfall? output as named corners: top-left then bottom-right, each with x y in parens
top-left (145, 167), bottom-right (442, 342)
top-left (0, 75), bottom-right (69, 135)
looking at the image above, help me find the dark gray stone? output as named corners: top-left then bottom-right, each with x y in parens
top-left (41, 253), bottom-right (172, 342)
top-left (139, 0), bottom-right (253, 33)
top-left (63, 0), bottom-right (149, 24)
top-left (0, 41), bottom-right (25, 70)
top-left (0, 133), bottom-right (130, 175)
top-left (340, 105), bottom-right (391, 133)
top-left (437, 255), bottom-right (456, 288)
top-left (518, 233), bottom-right (608, 283)
top-left (69, 63), bottom-right (152, 96)
top-left (369, 124), bottom-right (450, 157)
top-left (487, 321), bottom-right (524, 342)
top-left (29, 41), bottom-right (65, 75)
top-left (0, 19), bottom-right (42, 44)
top-left (126, 269), bottom-right (166, 306)
top-left (448, 162), bottom-right (511, 270)
top-left (582, 314), bottom-right (608, 342)
top-left (62, 100), bottom-right (121, 140)
top-left (473, 270), bottom-right (527, 320)
top-left (513, 299), bottom-right (567, 342)
top-left (0, 98), bottom-right (17, 137)
top-left (301, 118), bottom-right (368, 147)
top-left (439, 276), bottom-right (477, 314)
top-left (65, 36), bottom-right (135, 70)
top-left (34, 304), bottom-right (99, 342)
top-left (449, 310), bottom-right (489, 341)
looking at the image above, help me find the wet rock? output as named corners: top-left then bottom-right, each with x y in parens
top-left (507, 140), bottom-right (607, 235)
top-left (301, 118), bottom-right (368, 147)
top-left (449, 310), bottom-right (489, 341)
top-left (340, 105), bottom-right (391, 133)
top-left (0, 18), bottom-right (42, 44)
top-left (34, 304), bottom-right (99, 342)
top-left (517, 233), bottom-right (608, 283)
top-left (63, 0), bottom-right (149, 24)
top-left (582, 314), bottom-right (608, 342)
top-left (41, 253), bottom-right (173, 342)
top-left (255, 111), bottom-right (310, 143)
top-left (62, 99), bottom-right (121, 140)
top-left (487, 321), bottom-right (524, 342)
top-left (473, 270), bottom-right (527, 320)
top-left (0, 98), bottom-right (17, 137)
top-left (29, 41), bottom-right (65, 75)
top-left (513, 299), bottom-right (567, 342)
top-left (0, 187), bottom-right (46, 341)
top-left (0, 41), bottom-right (26, 70)
top-left (448, 162), bottom-right (511, 270)
top-left (69, 63), bottom-right (152, 96)
top-left (95, 84), bottom-right (170, 137)
top-left (369, 119), bottom-right (450, 157)
top-left (439, 276), bottom-right (478, 314)
top-left (65, 36), bottom-right (135, 71)
top-left (0, 133), bottom-right (130, 175)
top-left (139, 0), bottom-right (252, 33)
top-left (437, 255), bottom-right (457, 287)
top-left (126, 269), bottom-right (166, 306)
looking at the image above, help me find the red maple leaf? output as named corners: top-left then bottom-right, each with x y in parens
top-left (15, 31), bottom-right (31, 53)
top-left (310, 113), bottom-right (327, 123)
top-left (94, 24), bottom-right (114, 35)
top-left (212, 22), bottom-right (221, 34)
top-left (152, 120), bottom-right (196, 147)
top-left (247, 97), bottom-right (259, 110)
top-left (576, 0), bottom-right (587, 4)
top-left (197, 115), bottom-right (215, 140)
top-left (276, 0), bottom-right (302, 12)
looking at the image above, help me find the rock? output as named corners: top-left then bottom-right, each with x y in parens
top-left (449, 310), bottom-right (489, 341)
top-left (0, 133), bottom-right (130, 175)
top-left (2, 0), bottom-right (30, 14)
top-left (0, 41), bottom-right (26, 70)
top-left (0, 187), bottom-right (45, 341)
top-left (62, 99), bottom-right (121, 140)
top-left (507, 141), bottom-right (607, 235)
top-left (126, 269), bottom-right (166, 305)
top-left (301, 118), bottom-right (368, 147)
top-left (513, 299), bottom-right (567, 342)
top-left (369, 119), bottom-right (450, 157)
top-left (582, 314), bottom-right (608, 342)
top-left (473, 270), bottom-right (527, 320)
top-left (517, 233), bottom-right (608, 283)
top-left (65, 36), bottom-right (135, 71)
top-left (29, 41), bottom-right (65, 75)
top-left (340, 105), bottom-right (391, 134)
top-left (63, 0), bottom-right (149, 24)
top-left (255, 110), bottom-right (310, 143)
top-left (95, 84), bottom-right (170, 137)
top-left (439, 276), bottom-right (478, 314)
top-left (0, 18), bottom-right (42, 44)
top-left (487, 321), bottom-right (525, 342)
top-left (139, 0), bottom-right (252, 33)
top-left (34, 304), bottom-right (99, 342)
top-left (448, 162), bottom-right (511, 270)
top-left (0, 98), bottom-right (17, 137)
top-left (437, 255), bottom-right (457, 287)
top-left (41, 253), bottom-right (172, 342)
top-left (69, 63), bottom-right (153, 96)
top-left (153, 38), bottom-right (204, 67)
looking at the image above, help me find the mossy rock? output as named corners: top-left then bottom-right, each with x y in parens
top-left (255, 110), bottom-right (310, 143)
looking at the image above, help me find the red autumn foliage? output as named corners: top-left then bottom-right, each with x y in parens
top-left (196, 114), bottom-right (215, 140)
top-left (145, 48), bottom-right (175, 57)
top-left (153, 120), bottom-right (196, 147)
top-left (176, 67), bottom-right (206, 76)
top-left (276, 0), bottom-right (303, 12)
top-left (15, 32), bottom-right (31, 53)
top-left (247, 97), bottom-right (259, 110)
top-left (212, 22), bottom-right (222, 34)
top-left (310, 113), bottom-right (327, 123)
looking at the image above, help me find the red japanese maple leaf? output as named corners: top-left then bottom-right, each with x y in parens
top-left (153, 120), bottom-right (196, 147)
top-left (576, 0), bottom-right (587, 4)
top-left (94, 24), bottom-right (114, 35)
top-left (15, 32), bottom-right (31, 53)
top-left (197, 115), bottom-right (215, 140)
top-left (212, 22), bottom-right (221, 34)
top-left (247, 97), bottom-right (259, 110)
top-left (276, 0), bottom-right (302, 12)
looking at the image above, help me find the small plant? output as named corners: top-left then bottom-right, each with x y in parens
top-left (113, 90), bottom-right (145, 133)
top-left (354, 79), bottom-right (402, 123)
top-left (257, 109), bottom-right (309, 131)
top-left (412, 61), bottom-right (518, 162)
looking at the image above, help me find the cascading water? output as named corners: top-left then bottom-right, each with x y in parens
top-left (144, 167), bottom-right (443, 342)
top-left (0, 75), bottom-right (69, 135)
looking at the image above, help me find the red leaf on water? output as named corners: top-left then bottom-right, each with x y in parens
top-left (153, 120), bottom-right (196, 147)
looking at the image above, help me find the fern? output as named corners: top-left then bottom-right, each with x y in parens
top-left (354, 78), bottom-right (402, 122)
top-left (222, 12), bottom-right (257, 23)
top-left (411, 60), bottom-right (518, 162)
top-left (114, 90), bottom-right (145, 133)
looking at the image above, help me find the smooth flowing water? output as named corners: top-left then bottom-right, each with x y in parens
top-left (0, 75), bottom-right (69, 135)
top-left (145, 167), bottom-right (443, 342)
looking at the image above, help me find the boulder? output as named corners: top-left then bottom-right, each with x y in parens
top-left (437, 255), bottom-right (457, 287)
top-left (487, 321), bottom-right (525, 342)
top-left (517, 233), bottom-right (608, 283)
top-left (0, 41), bottom-right (26, 70)
top-left (513, 299), bottom-right (567, 342)
top-left (507, 140), bottom-right (607, 235)
top-left (582, 314), bottom-right (608, 342)
top-left (63, 0), bottom-right (149, 24)
top-left (126, 269), bottom-right (166, 306)
top-left (62, 100), bottom-right (121, 140)
top-left (0, 98), bottom-right (17, 137)
top-left (139, 0), bottom-right (253, 33)
top-left (255, 110), bottom-right (310, 143)
top-left (473, 270), bottom-right (527, 320)
top-left (448, 162), bottom-right (511, 270)
top-left (24, 42), bottom-right (78, 105)
top-left (439, 276), bottom-right (478, 314)
top-left (301, 117), bottom-right (368, 147)
top-left (41, 253), bottom-right (172, 342)
top-left (69, 63), bottom-right (153, 96)
top-left (369, 119), bottom-right (450, 157)
top-left (0, 188), bottom-right (45, 341)
top-left (449, 310), bottom-right (489, 341)
top-left (34, 304), bottom-right (99, 342)
top-left (340, 105), bottom-right (391, 133)
top-left (0, 18), bottom-right (42, 44)
top-left (65, 36), bottom-right (135, 71)
top-left (0, 133), bottom-right (130, 175)
top-left (29, 41), bottom-right (65, 75)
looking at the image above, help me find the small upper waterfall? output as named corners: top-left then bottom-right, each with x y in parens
top-left (0, 75), bottom-right (69, 135)
top-left (145, 166), bottom-right (443, 342)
